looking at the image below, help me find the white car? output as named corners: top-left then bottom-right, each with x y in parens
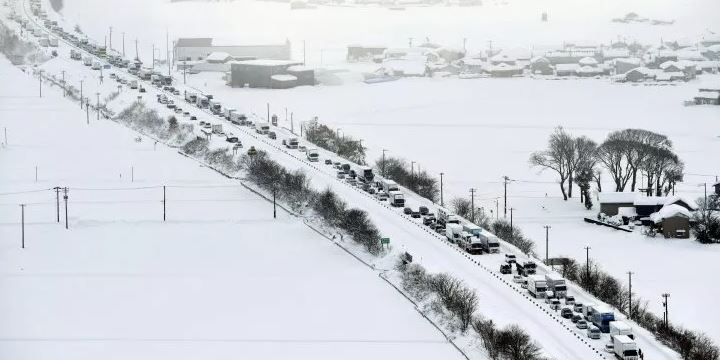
top-left (587, 325), bottom-right (601, 339)
top-left (505, 254), bottom-right (517, 263)
top-left (576, 319), bottom-right (588, 329)
top-left (549, 299), bottom-right (561, 310)
top-left (512, 275), bottom-right (523, 283)
top-left (604, 343), bottom-right (614, 353)
top-left (564, 296), bottom-right (576, 305)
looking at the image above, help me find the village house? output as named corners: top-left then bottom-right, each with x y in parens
top-left (623, 67), bottom-right (656, 82)
top-left (614, 57), bottom-right (641, 74)
top-left (555, 63), bottom-right (580, 76)
top-left (530, 56), bottom-right (553, 75)
top-left (174, 38), bottom-right (291, 62)
top-left (694, 89), bottom-right (720, 105)
top-left (649, 204), bottom-right (693, 238)
top-left (346, 45), bottom-right (387, 62)
top-left (485, 62), bottom-right (523, 77)
top-left (602, 48), bottom-right (631, 61)
top-left (599, 193), bottom-right (697, 238)
top-left (228, 59), bottom-right (312, 88)
top-left (598, 192), bottom-right (636, 216)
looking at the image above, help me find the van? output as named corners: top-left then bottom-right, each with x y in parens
top-left (587, 326), bottom-right (601, 340)
top-left (389, 191), bottom-right (405, 207)
top-left (306, 148), bottom-right (319, 162)
top-left (255, 122), bottom-right (270, 134)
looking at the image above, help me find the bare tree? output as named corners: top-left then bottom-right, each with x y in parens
top-left (529, 127), bottom-right (574, 200)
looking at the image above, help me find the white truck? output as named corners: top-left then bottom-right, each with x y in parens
top-left (255, 122), bottom-right (270, 134)
top-left (437, 207), bottom-right (461, 225)
top-left (388, 190), bottom-right (405, 207)
top-left (609, 321), bottom-right (634, 340)
top-left (284, 137), bottom-right (299, 149)
top-left (478, 230), bottom-right (500, 253)
top-left (91, 61), bottom-right (102, 70)
top-left (544, 272), bottom-right (567, 298)
top-left (306, 148), bottom-right (319, 162)
top-left (185, 92), bottom-right (197, 104)
top-left (445, 223), bottom-right (463, 243)
top-left (358, 166), bottom-right (374, 183)
top-left (210, 100), bottom-right (222, 115)
top-left (49, 37), bottom-right (58, 47)
top-left (196, 95), bottom-right (209, 108)
top-left (211, 124), bottom-right (223, 135)
top-left (459, 231), bottom-right (484, 254)
top-left (527, 275), bottom-right (548, 299)
top-left (612, 335), bottom-right (639, 360)
top-left (380, 179), bottom-right (399, 193)
top-left (223, 107), bottom-right (236, 120)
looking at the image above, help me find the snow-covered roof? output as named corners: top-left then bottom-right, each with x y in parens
top-left (697, 60), bottom-right (719, 68)
top-left (634, 196), bottom-right (667, 206)
top-left (603, 48), bottom-right (630, 58)
top-left (232, 59), bottom-right (301, 67)
top-left (462, 58), bottom-right (485, 66)
top-left (676, 50), bottom-right (707, 61)
top-left (206, 51), bottom-right (231, 62)
top-left (649, 204), bottom-right (692, 223)
top-left (556, 63), bottom-right (580, 71)
top-left (598, 192), bottom-right (636, 204)
top-left (530, 56), bottom-right (549, 64)
top-left (487, 63), bottom-right (521, 72)
top-left (659, 61), bottom-right (679, 70)
top-left (490, 53), bottom-right (517, 63)
top-left (286, 65), bottom-right (313, 72)
top-left (271, 74), bottom-right (297, 82)
top-left (702, 33), bottom-right (720, 44)
top-left (706, 44), bottom-right (720, 52)
top-left (579, 65), bottom-right (600, 74)
top-left (676, 60), bottom-right (697, 69)
top-left (579, 57), bottom-right (598, 66)
top-left (615, 57), bottom-right (641, 65)
top-left (696, 90), bottom-right (720, 100)
top-left (664, 195), bottom-right (698, 210)
top-left (383, 58), bottom-right (427, 76)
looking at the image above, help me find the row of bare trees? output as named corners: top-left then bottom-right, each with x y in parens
top-left (530, 127), bottom-right (684, 204)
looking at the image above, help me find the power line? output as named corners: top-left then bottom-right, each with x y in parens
top-left (0, 188), bottom-right (51, 196)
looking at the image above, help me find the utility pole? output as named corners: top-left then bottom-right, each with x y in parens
top-left (544, 225), bottom-right (551, 265)
top-left (163, 185), bottom-right (166, 222)
top-left (166, 29), bottom-right (170, 77)
top-left (267, 103), bottom-right (270, 122)
top-left (291, 113), bottom-right (294, 134)
top-left (86, 98), bottom-right (89, 124)
top-left (584, 246), bottom-right (591, 281)
top-left (20, 204), bottom-right (25, 249)
top-left (135, 38), bottom-right (139, 61)
top-left (96, 92), bottom-right (100, 120)
top-left (509, 207), bottom-right (514, 231)
top-left (381, 149), bottom-right (388, 177)
top-left (440, 172), bottom-right (444, 207)
top-left (303, 40), bottom-right (306, 65)
top-left (503, 176), bottom-right (511, 218)
top-left (80, 80), bottom-right (83, 108)
top-left (627, 271), bottom-right (634, 319)
top-left (109, 26), bottom-right (112, 50)
top-left (470, 188), bottom-right (476, 221)
top-left (183, 60), bottom-right (187, 84)
top-left (410, 161), bottom-right (415, 179)
top-left (39, 75), bottom-right (42, 97)
top-left (122, 32), bottom-right (125, 57)
top-left (152, 43), bottom-right (155, 70)
top-left (408, 37), bottom-right (414, 47)
top-left (61, 70), bottom-right (65, 97)
top-left (53, 186), bottom-right (61, 222)
top-left (63, 187), bottom-right (69, 229)
top-left (273, 188), bottom-right (277, 219)
top-left (661, 293), bottom-right (670, 328)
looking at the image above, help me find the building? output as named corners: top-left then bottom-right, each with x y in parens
top-left (599, 192), bottom-right (636, 216)
top-left (347, 45), bottom-right (387, 62)
top-left (624, 67), bottom-right (655, 82)
top-left (649, 204), bottom-right (692, 238)
top-left (713, 182), bottom-right (720, 195)
top-left (229, 59), bottom-right (308, 88)
top-left (270, 74), bottom-right (298, 89)
top-left (530, 56), bottom-right (553, 75)
top-left (694, 89), bottom-right (720, 105)
top-left (614, 58), bottom-right (641, 74)
top-left (174, 38), bottom-right (291, 62)
top-left (286, 65), bottom-right (316, 86)
top-left (555, 63), bottom-right (580, 76)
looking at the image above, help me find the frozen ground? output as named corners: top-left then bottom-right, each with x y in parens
top-left (0, 59), bottom-right (465, 360)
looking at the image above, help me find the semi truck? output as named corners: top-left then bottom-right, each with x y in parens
top-left (459, 232), bottom-right (483, 254)
top-left (437, 207), bottom-right (461, 225)
top-left (210, 100), bottom-right (222, 115)
top-left (358, 166), bottom-right (375, 183)
top-left (589, 305), bottom-right (616, 333)
top-left (462, 223), bottom-right (482, 237)
top-left (479, 231), bottom-right (500, 253)
top-left (196, 95), bottom-right (209, 108)
top-left (609, 321), bottom-right (634, 340)
top-left (306, 148), bottom-right (319, 162)
top-left (284, 137), bottom-right (299, 149)
top-left (255, 122), bottom-right (270, 134)
top-left (446, 223), bottom-right (463, 243)
top-left (527, 275), bottom-right (548, 298)
top-left (223, 108), bottom-right (236, 120)
top-left (612, 335), bottom-right (639, 360)
top-left (229, 112), bottom-right (246, 125)
top-left (389, 191), bottom-right (405, 207)
top-left (544, 272), bottom-right (567, 298)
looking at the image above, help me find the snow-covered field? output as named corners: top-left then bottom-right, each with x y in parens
top-left (0, 59), bottom-right (465, 360)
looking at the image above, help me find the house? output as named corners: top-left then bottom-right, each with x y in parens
top-left (602, 48), bottom-right (631, 61)
top-left (659, 61), bottom-right (683, 73)
top-left (347, 45), bottom-right (387, 62)
top-left (382, 56), bottom-right (428, 77)
top-left (701, 33), bottom-right (720, 47)
top-left (270, 74), bottom-right (297, 89)
top-left (634, 196), bottom-right (668, 217)
top-left (555, 63), bottom-right (580, 76)
top-left (459, 57), bottom-right (485, 73)
top-left (614, 58), bottom-right (641, 74)
top-left (205, 52), bottom-right (232, 64)
top-left (286, 65), bottom-right (315, 86)
top-left (530, 56), bottom-right (553, 75)
top-left (229, 59), bottom-right (304, 88)
top-left (656, 72), bottom-right (685, 82)
top-left (694, 89), bottom-right (720, 105)
top-left (713, 182), bottom-right (720, 195)
top-left (624, 67), bottom-right (655, 82)
top-left (697, 60), bottom-right (719, 73)
top-left (649, 204), bottom-right (693, 238)
top-left (490, 53), bottom-right (518, 66)
top-left (599, 192), bottom-right (637, 216)
top-left (663, 195), bottom-right (699, 211)
top-left (486, 62), bottom-right (523, 77)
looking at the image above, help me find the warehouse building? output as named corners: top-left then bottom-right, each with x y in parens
top-left (174, 38), bottom-right (292, 62)
top-left (229, 60), bottom-right (315, 89)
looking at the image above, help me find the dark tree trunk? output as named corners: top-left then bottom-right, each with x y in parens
top-left (568, 173), bottom-right (573, 198)
top-left (560, 179), bottom-right (568, 200)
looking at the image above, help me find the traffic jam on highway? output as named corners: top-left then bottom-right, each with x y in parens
top-left (12, 1), bottom-right (649, 358)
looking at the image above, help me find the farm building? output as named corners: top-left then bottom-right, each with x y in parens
top-left (229, 59), bottom-right (306, 88)
top-left (694, 89), bottom-right (720, 105)
top-left (599, 192), bottom-right (636, 216)
top-left (649, 204), bottom-right (693, 238)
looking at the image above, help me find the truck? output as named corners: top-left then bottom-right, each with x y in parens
top-left (83, 56), bottom-right (93, 66)
top-left (229, 112), bottom-right (245, 125)
top-left (609, 321), bottom-right (634, 340)
top-left (91, 61), bottom-right (102, 70)
top-left (544, 272), bottom-right (567, 298)
top-left (527, 275), bottom-right (548, 298)
top-left (462, 223), bottom-right (482, 237)
top-left (459, 231), bottom-right (484, 254)
top-left (151, 74), bottom-right (162, 86)
top-left (255, 122), bottom-right (270, 134)
top-left (211, 124), bottom-right (223, 135)
top-left (380, 179), bottom-right (399, 193)
top-left (389, 190), bottom-right (405, 207)
top-left (210, 100), bottom-right (222, 115)
top-left (196, 95), bottom-right (209, 108)
top-left (445, 223), bottom-right (463, 243)
top-left (39, 37), bottom-right (49, 47)
top-left (129, 80), bottom-right (138, 89)
top-left (306, 148), bottom-right (319, 162)
top-left (515, 261), bottom-right (537, 276)
top-left (358, 166), bottom-right (375, 183)
top-left (223, 107), bottom-right (236, 120)
top-left (437, 207), bottom-right (461, 226)
top-left (139, 68), bottom-right (152, 80)
top-left (612, 335), bottom-right (639, 360)
top-left (284, 137), bottom-right (299, 149)
top-left (185, 92), bottom-right (197, 104)
top-left (70, 50), bottom-right (81, 60)
top-left (589, 305), bottom-right (616, 333)
top-left (479, 231), bottom-right (500, 253)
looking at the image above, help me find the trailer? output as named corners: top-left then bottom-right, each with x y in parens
top-left (589, 305), bottom-right (616, 333)
top-left (255, 122), bottom-right (270, 134)
top-left (389, 190), bottom-right (405, 207)
top-left (544, 272), bottom-right (567, 298)
top-left (527, 275), bottom-right (548, 298)
top-left (612, 335), bottom-right (639, 360)
top-left (478, 230), bottom-right (500, 253)
top-left (445, 223), bottom-right (463, 243)
top-left (223, 107), bottom-right (236, 120)
top-left (609, 321), bottom-right (634, 340)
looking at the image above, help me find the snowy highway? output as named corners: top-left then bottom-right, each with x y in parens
top-left (4, 0), bottom-right (686, 358)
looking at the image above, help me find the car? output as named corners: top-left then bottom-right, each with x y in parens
top-left (199, 121), bottom-right (207, 126)
top-left (561, 307), bottom-right (573, 319)
top-left (545, 293), bottom-right (557, 304)
top-left (571, 314), bottom-right (583, 323)
top-left (346, 177), bottom-right (357, 186)
top-left (298, 145), bottom-right (307, 152)
top-left (411, 211), bottom-right (421, 218)
top-left (500, 264), bottom-right (512, 274)
top-left (505, 254), bottom-right (517, 263)
top-left (174, 107), bottom-right (182, 114)
top-left (376, 191), bottom-right (388, 201)
top-left (173, 90), bottom-right (181, 95)
top-left (202, 123), bottom-right (212, 129)
top-left (564, 296), bottom-right (576, 305)
top-left (587, 325), bottom-right (601, 339)
top-left (324, 159), bottom-right (332, 165)
top-left (247, 146), bottom-right (257, 156)
top-left (549, 299), bottom-right (561, 311)
top-left (604, 343), bottom-right (614, 353)
top-left (403, 207), bottom-right (412, 215)
top-left (268, 131), bottom-right (276, 140)
top-left (139, 87), bottom-right (146, 93)
top-left (109, 73), bottom-right (117, 79)
top-left (183, 112), bottom-right (190, 117)
top-left (190, 116), bottom-right (197, 121)
top-left (573, 303), bottom-right (584, 313)
top-left (512, 275), bottom-right (524, 283)
top-left (333, 162), bottom-right (341, 169)
top-left (576, 319), bottom-right (588, 329)
top-left (422, 216), bottom-right (435, 226)
top-left (336, 171), bottom-right (345, 179)
top-left (434, 225), bottom-right (446, 234)
top-left (419, 206), bottom-right (429, 215)
top-left (366, 187), bottom-right (376, 195)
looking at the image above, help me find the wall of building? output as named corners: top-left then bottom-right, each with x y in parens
top-left (661, 217), bottom-right (690, 238)
top-left (176, 42), bottom-right (291, 62)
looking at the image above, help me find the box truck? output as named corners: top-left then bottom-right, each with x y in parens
top-left (545, 272), bottom-right (568, 298)
top-left (590, 305), bottom-right (616, 333)
top-left (185, 92), bottom-right (197, 104)
top-left (527, 275), bottom-right (548, 298)
top-left (446, 223), bottom-right (463, 243)
top-left (306, 148), bottom-right (319, 162)
top-left (223, 107), bottom-right (236, 120)
top-left (380, 179), bottom-right (399, 193)
top-left (612, 335), bottom-right (639, 360)
top-left (459, 232), bottom-right (484, 254)
top-left (389, 191), bottom-right (405, 207)
top-left (437, 207), bottom-right (461, 225)
top-left (609, 321), bottom-right (634, 340)
top-left (479, 231), bottom-right (500, 253)
top-left (358, 166), bottom-right (374, 183)
top-left (255, 122), bottom-right (270, 134)
top-left (284, 137), bottom-right (299, 149)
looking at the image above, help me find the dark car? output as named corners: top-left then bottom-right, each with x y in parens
top-left (500, 264), bottom-right (512, 274)
top-left (324, 159), bottom-right (332, 165)
top-left (190, 116), bottom-right (197, 121)
top-left (419, 206), bottom-right (429, 215)
top-left (571, 314), bottom-right (583, 323)
top-left (423, 216), bottom-right (435, 226)
top-left (561, 308), bottom-right (573, 319)
top-left (403, 207), bottom-right (412, 215)
top-left (411, 211), bottom-right (421, 219)
top-left (349, 170), bottom-right (356, 178)
top-left (268, 131), bottom-right (277, 140)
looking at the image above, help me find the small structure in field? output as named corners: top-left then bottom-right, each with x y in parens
top-left (649, 204), bottom-right (693, 238)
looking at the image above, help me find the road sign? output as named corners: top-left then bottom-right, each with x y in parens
top-left (380, 237), bottom-right (390, 245)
